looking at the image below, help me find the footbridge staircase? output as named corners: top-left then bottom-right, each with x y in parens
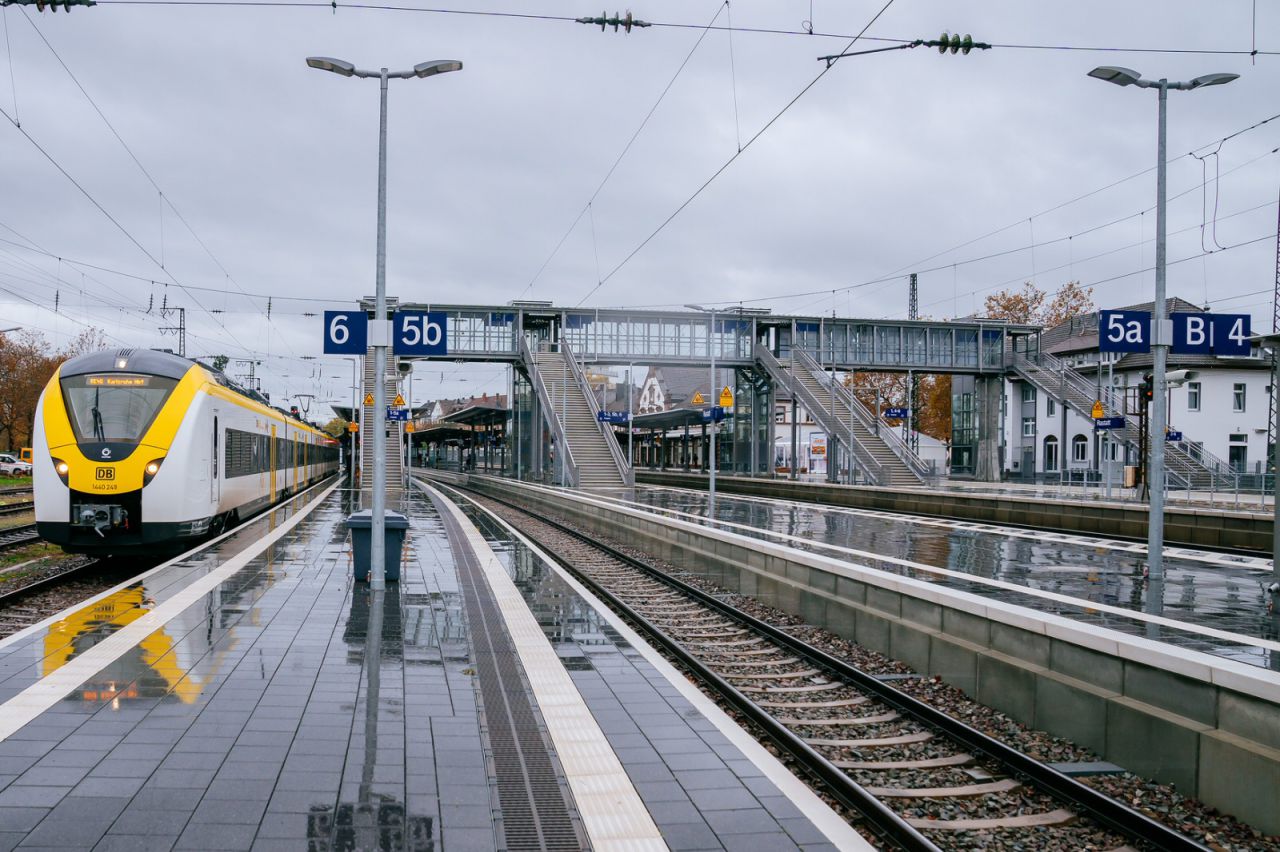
top-left (756, 345), bottom-right (931, 488)
top-left (522, 339), bottom-right (633, 492)
top-left (1011, 351), bottom-right (1233, 488)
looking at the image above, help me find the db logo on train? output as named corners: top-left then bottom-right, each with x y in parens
top-left (95, 467), bottom-right (116, 481)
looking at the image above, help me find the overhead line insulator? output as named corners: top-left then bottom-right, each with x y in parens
top-left (1, 0), bottom-right (97, 11)
top-left (926, 32), bottom-right (990, 55)
top-left (576, 10), bottom-right (651, 33)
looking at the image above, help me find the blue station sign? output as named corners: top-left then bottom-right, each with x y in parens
top-left (1171, 313), bottom-right (1251, 357)
top-left (393, 311), bottom-right (448, 356)
top-left (1093, 416), bottom-right (1125, 431)
top-left (386, 408), bottom-right (409, 422)
top-left (322, 311), bottom-right (368, 355)
top-left (596, 411), bottom-right (630, 424)
top-left (883, 407), bottom-right (909, 420)
top-left (1099, 310), bottom-right (1151, 354)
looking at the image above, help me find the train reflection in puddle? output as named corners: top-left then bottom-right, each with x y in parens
top-left (40, 584), bottom-right (220, 707)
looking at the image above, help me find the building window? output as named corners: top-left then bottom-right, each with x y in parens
top-left (1233, 383), bottom-right (1246, 412)
top-left (1187, 382), bottom-right (1201, 412)
top-left (1021, 385), bottom-right (1036, 403)
top-left (1022, 417), bottom-right (1036, 437)
top-left (1072, 434), bottom-right (1088, 463)
top-left (1047, 397), bottom-right (1056, 417)
top-left (1043, 436), bottom-right (1059, 472)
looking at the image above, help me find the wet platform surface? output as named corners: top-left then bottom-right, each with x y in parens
top-left (0, 482), bottom-right (855, 851)
top-left (629, 486), bottom-right (1280, 669)
top-left (438, 488), bottom-right (847, 852)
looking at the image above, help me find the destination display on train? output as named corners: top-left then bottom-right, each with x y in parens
top-left (85, 374), bottom-right (151, 387)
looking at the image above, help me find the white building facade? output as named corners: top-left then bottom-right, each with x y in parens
top-left (1004, 300), bottom-right (1272, 480)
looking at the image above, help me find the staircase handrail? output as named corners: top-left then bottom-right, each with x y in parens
top-left (755, 344), bottom-right (885, 486)
top-left (520, 337), bottom-right (579, 487)
top-left (1013, 350), bottom-right (1236, 487)
top-left (562, 341), bottom-right (635, 487)
top-left (794, 350), bottom-right (933, 482)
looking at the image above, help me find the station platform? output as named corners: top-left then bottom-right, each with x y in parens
top-left (623, 480), bottom-right (1280, 670)
top-left (0, 480), bottom-right (864, 851)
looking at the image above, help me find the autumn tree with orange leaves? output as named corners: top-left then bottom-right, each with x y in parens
top-left (983, 280), bottom-right (1095, 327)
top-left (0, 328), bottom-right (107, 452)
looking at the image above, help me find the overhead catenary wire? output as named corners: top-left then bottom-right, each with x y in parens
top-left (575, 0), bottom-right (901, 306)
top-left (18, 8), bottom-right (302, 357)
top-left (517, 1), bottom-right (729, 301)
top-left (88, 0), bottom-right (1280, 57)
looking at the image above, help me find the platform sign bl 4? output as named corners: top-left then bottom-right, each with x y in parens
top-left (323, 311), bottom-right (368, 355)
top-left (393, 311), bottom-right (448, 356)
top-left (1171, 313), bottom-right (1251, 356)
top-left (1099, 310), bottom-right (1151, 354)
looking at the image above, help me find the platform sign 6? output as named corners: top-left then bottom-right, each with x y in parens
top-left (393, 311), bottom-right (448, 356)
top-left (323, 311), bottom-right (368, 354)
top-left (1171, 313), bottom-right (1251, 356)
top-left (1099, 310), bottom-right (1151, 353)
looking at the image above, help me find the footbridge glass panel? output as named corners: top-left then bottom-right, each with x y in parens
top-left (390, 303), bottom-right (1037, 373)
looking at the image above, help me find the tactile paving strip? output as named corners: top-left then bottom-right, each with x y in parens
top-left (436, 493), bottom-right (587, 852)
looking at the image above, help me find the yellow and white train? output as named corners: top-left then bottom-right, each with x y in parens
top-left (34, 348), bottom-right (339, 554)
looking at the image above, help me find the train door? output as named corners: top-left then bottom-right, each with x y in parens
top-left (269, 425), bottom-right (277, 503)
top-left (212, 415), bottom-right (220, 508)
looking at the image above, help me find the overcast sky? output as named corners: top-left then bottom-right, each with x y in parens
top-left (0, 0), bottom-right (1275, 416)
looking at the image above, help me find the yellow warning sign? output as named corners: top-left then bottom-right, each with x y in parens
top-left (1091, 400), bottom-right (1104, 419)
top-left (718, 386), bottom-right (733, 407)
top-left (393, 393), bottom-right (406, 407)
top-left (348, 423), bottom-right (359, 433)
top-left (405, 423), bottom-right (415, 433)
top-left (691, 391), bottom-right (705, 405)
top-left (363, 392), bottom-right (375, 406)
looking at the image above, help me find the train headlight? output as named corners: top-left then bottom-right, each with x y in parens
top-left (142, 458), bottom-right (165, 486)
top-left (53, 458), bottom-right (69, 485)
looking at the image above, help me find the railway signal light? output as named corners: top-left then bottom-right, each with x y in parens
top-left (1140, 373), bottom-right (1155, 405)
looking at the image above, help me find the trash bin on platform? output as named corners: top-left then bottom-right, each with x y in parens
top-left (347, 509), bottom-right (408, 582)
top-left (1123, 465), bottom-right (1138, 488)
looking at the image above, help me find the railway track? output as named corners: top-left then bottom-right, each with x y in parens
top-left (0, 486), bottom-right (32, 497)
top-left (0, 501), bottom-right (34, 517)
top-left (0, 524), bottom-right (39, 551)
top-left (452, 485), bottom-right (1206, 852)
top-left (0, 559), bottom-right (106, 636)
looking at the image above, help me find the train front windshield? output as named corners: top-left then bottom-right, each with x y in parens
top-left (61, 374), bottom-right (178, 444)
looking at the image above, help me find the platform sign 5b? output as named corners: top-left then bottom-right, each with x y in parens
top-left (393, 311), bottom-right (448, 356)
top-left (323, 311), bottom-right (368, 354)
top-left (1099, 310), bottom-right (1151, 353)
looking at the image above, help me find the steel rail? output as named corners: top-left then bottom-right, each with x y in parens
top-left (462, 484), bottom-right (1210, 852)
top-left (0, 501), bottom-right (34, 517)
top-left (0, 524), bottom-right (39, 551)
top-left (0, 560), bottom-right (100, 607)
top-left (450, 483), bottom-right (938, 852)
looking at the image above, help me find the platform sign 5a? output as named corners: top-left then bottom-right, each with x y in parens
top-left (323, 311), bottom-right (368, 354)
top-left (1099, 310), bottom-right (1151, 353)
top-left (1171, 313), bottom-right (1251, 356)
top-left (386, 408), bottom-right (409, 422)
top-left (393, 311), bottom-right (448, 356)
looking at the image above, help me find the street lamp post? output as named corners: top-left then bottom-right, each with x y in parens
top-left (308, 55), bottom-right (461, 591)
top-left (1088, 65), bottom-right (1237, 590)
top-left (685, 305), bottom-right (718, 521)
top-left (1249, 333), bottom-right (1280, 628)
